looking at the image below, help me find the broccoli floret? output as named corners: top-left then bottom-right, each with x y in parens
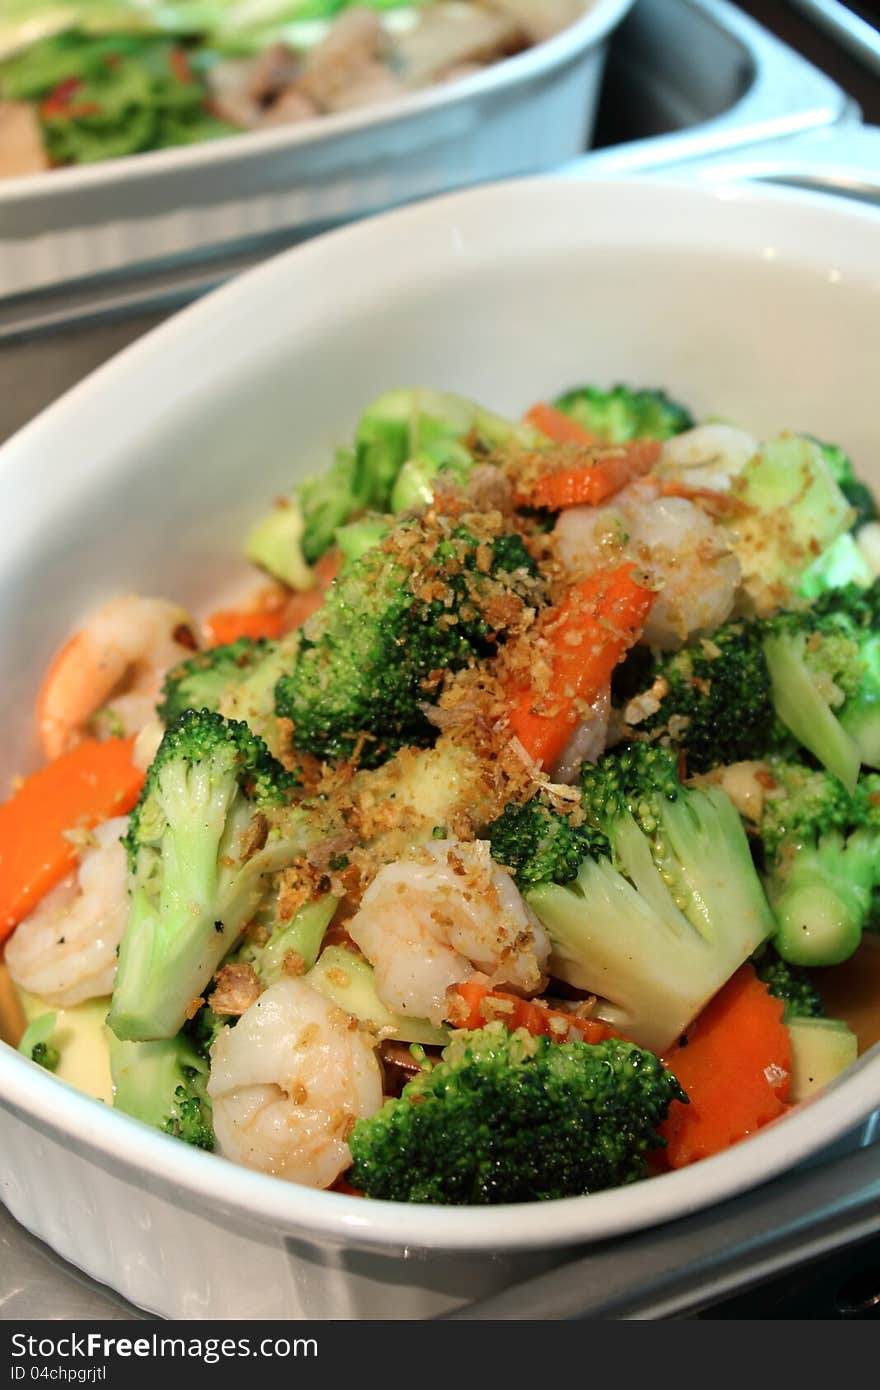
top-left (275, 524), bottom-right (539, 767)
top-left (762, 604), bottom-right (867, 794)
top-left (298, 447), bottom-right (365, 565)
top-left (247, 391), bottom-right (534, 579)
top-left (181, 1002), bottom-right (228, 1061)
top-left (158, 637), bottom-right (270, 726)
top-left (347, 1023), bottom-right (684, 1203)
top-left (487, 797), bottom-right (606, 886)
top-left (217, 631), bottom-right (300, 758)
top-left (108, 710), bottom-right (301, 1042)
top-left (809, 582), bottom-right (880, 771)
top-left (811, 437), bottom-right (878, 531)
top-left (31, 1041), bottom-right (60, 1071)
top-left (553, 384), bottom-right (694, 443)
top-left (356, 389), bottom-right (535, 515)
top-left (729, 434), bottom-right (853, 613)
top-left (799, 533), bottom-right (874, 599)
top-left (108, 1029), bottom-right (215, 1150)
top-left (526, 744), bottom-right (776, 1053)
top-left (627, 618), bottom-right (780, 773)
top-left (754, 758), bottom-right (880, 966)
top-left (629, 591), bottom-right (878, 788)
top-left (753, 945), bottom-right (824, 1020)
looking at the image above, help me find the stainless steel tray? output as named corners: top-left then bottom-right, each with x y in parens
top-left (0, 0), bottom-right (853, 348)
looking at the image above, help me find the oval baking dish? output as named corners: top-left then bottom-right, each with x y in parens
top-left (0, 174), bottom-right (879, 1320)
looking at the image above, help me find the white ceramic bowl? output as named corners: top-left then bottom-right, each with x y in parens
top-left (1, 176), bottom-right (879, 1320)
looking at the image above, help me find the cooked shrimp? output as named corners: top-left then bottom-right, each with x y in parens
top-left (658, 424), bottom-right (759, 493)
top-left (555, 479), bottom-right (741, 650)
top-left (347, 839), bottom-right (549, 1025)
top-left (208, 978), bottom-right (383, 1187)
top-left (5, 817), bottom-right (129, 1006)
top-left (37, 596), bottom-right (197, 760)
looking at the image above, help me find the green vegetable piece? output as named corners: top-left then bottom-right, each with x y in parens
top-left (553, 383), bottom-right (694, 442)
top-left (799, 533), bottom-right (874, 600)
top-left (787, 1017), bottom-right (858, 1103)
top-left (158, 636), bottom-right (270, 726)
top-left (810, 437), bottom-right (878, 531)
top-left (18, 1012), bottom-right (59, 1072)
top-left (753, 945), bottom-right (824, 1020)
top-left (245, 499), bottom-right (314, 591)
top-left (335, 515), bottom-right (391, 572)
top-left (756, 758), bottom-right (880, 968)
top-left (275, 523), bottom-right (538, 767)
top-left (218, 631), bottom-right (300, 757)
top-left (109, 710), bottom-right (301, 1042)
top-left (307, 945), bottom-right (449, 1046)
top-left (109, 1029), bottom-right (214, 1150)
top-left (525, 744), bottom-right (776, 1054)
top-left (732, 434), bottom-right (853, 606)
top-left (238, 895), bottom-right (339, 985)
top-left (806, 582), bottom-right (880, 772)
top-left (487, 796), bottom-right (607, 887)
top-left (763, 630), bottom-right (860, 794)
top-left (348, 1022), bottom-right (685, 1204)
top-left (620, 617), bottom-right (780, 774)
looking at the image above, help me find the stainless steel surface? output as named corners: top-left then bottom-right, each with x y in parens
top-left (584, 0), bottom-right (855, 174)
top-left (788, 0), bottom-right (880, 77)
top-left (0, 0), bottom-right (853, 343)
top-left (446, 1125), bottom-right (880, 1320)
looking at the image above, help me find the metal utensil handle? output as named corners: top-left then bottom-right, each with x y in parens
top-left (446, 1136), bottom-right (880, 1320)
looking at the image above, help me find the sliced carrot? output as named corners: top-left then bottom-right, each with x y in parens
top-left (0, 737), bottom-right (144, 944)
top-left (448, 981), bottom-right (614, 1045)
top-left (656, 479), bottom-right (740, 515)
top-left (524, 403), bottom-right (600, 446)
top-left (519, 439), bottom-right (661, 512)
top-left (279, 549), bottom-right (341, 634)
top-left (506, 563), bottom-right (656, 769)
top-left (658, 964), bottom-right (792, 1170)
top-left (332, 1175), bottom-right (365, 1196)
top-left (203, 607), bottom-right (286, 647)
top-left (168, 46), bottom-right (194, 83)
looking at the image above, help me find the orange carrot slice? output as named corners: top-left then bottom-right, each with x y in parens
top-left (658, 964), bottom-right (792, 1169)
top-left (203, 607), bottom-right (286, 647)
top-left (524, 403), bottom-right (600, 446)
top-left (448, 981), bottom-right (614, 1045)
top-left (519, 439), bottom-right (661, 512)
top-left (278, 550), bottom-right (341, 634)
top-left (0, 737), bottom-right (144, 943)
top-left (506, 563), bottom-right (656, 770)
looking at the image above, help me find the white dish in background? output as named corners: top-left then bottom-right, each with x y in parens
top-left (0, 0), bottom-right (633, 299)
top-left (0, 175), bottom-right (879, 1320)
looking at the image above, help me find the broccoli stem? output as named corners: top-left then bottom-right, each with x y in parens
top-left (763, 631), bottom-right (860, 793)
top-left (245, 895), bottom-right (339, 984)
top-left (109, 1030), bottom-right (214, 1150)
top-left (768, 832), bottom-right (873, 966)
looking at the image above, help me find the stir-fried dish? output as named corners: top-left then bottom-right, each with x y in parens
top-left (3, 382), bottom-right (880, 1204)
top-left (0, 0), bottom-right (581, 178)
